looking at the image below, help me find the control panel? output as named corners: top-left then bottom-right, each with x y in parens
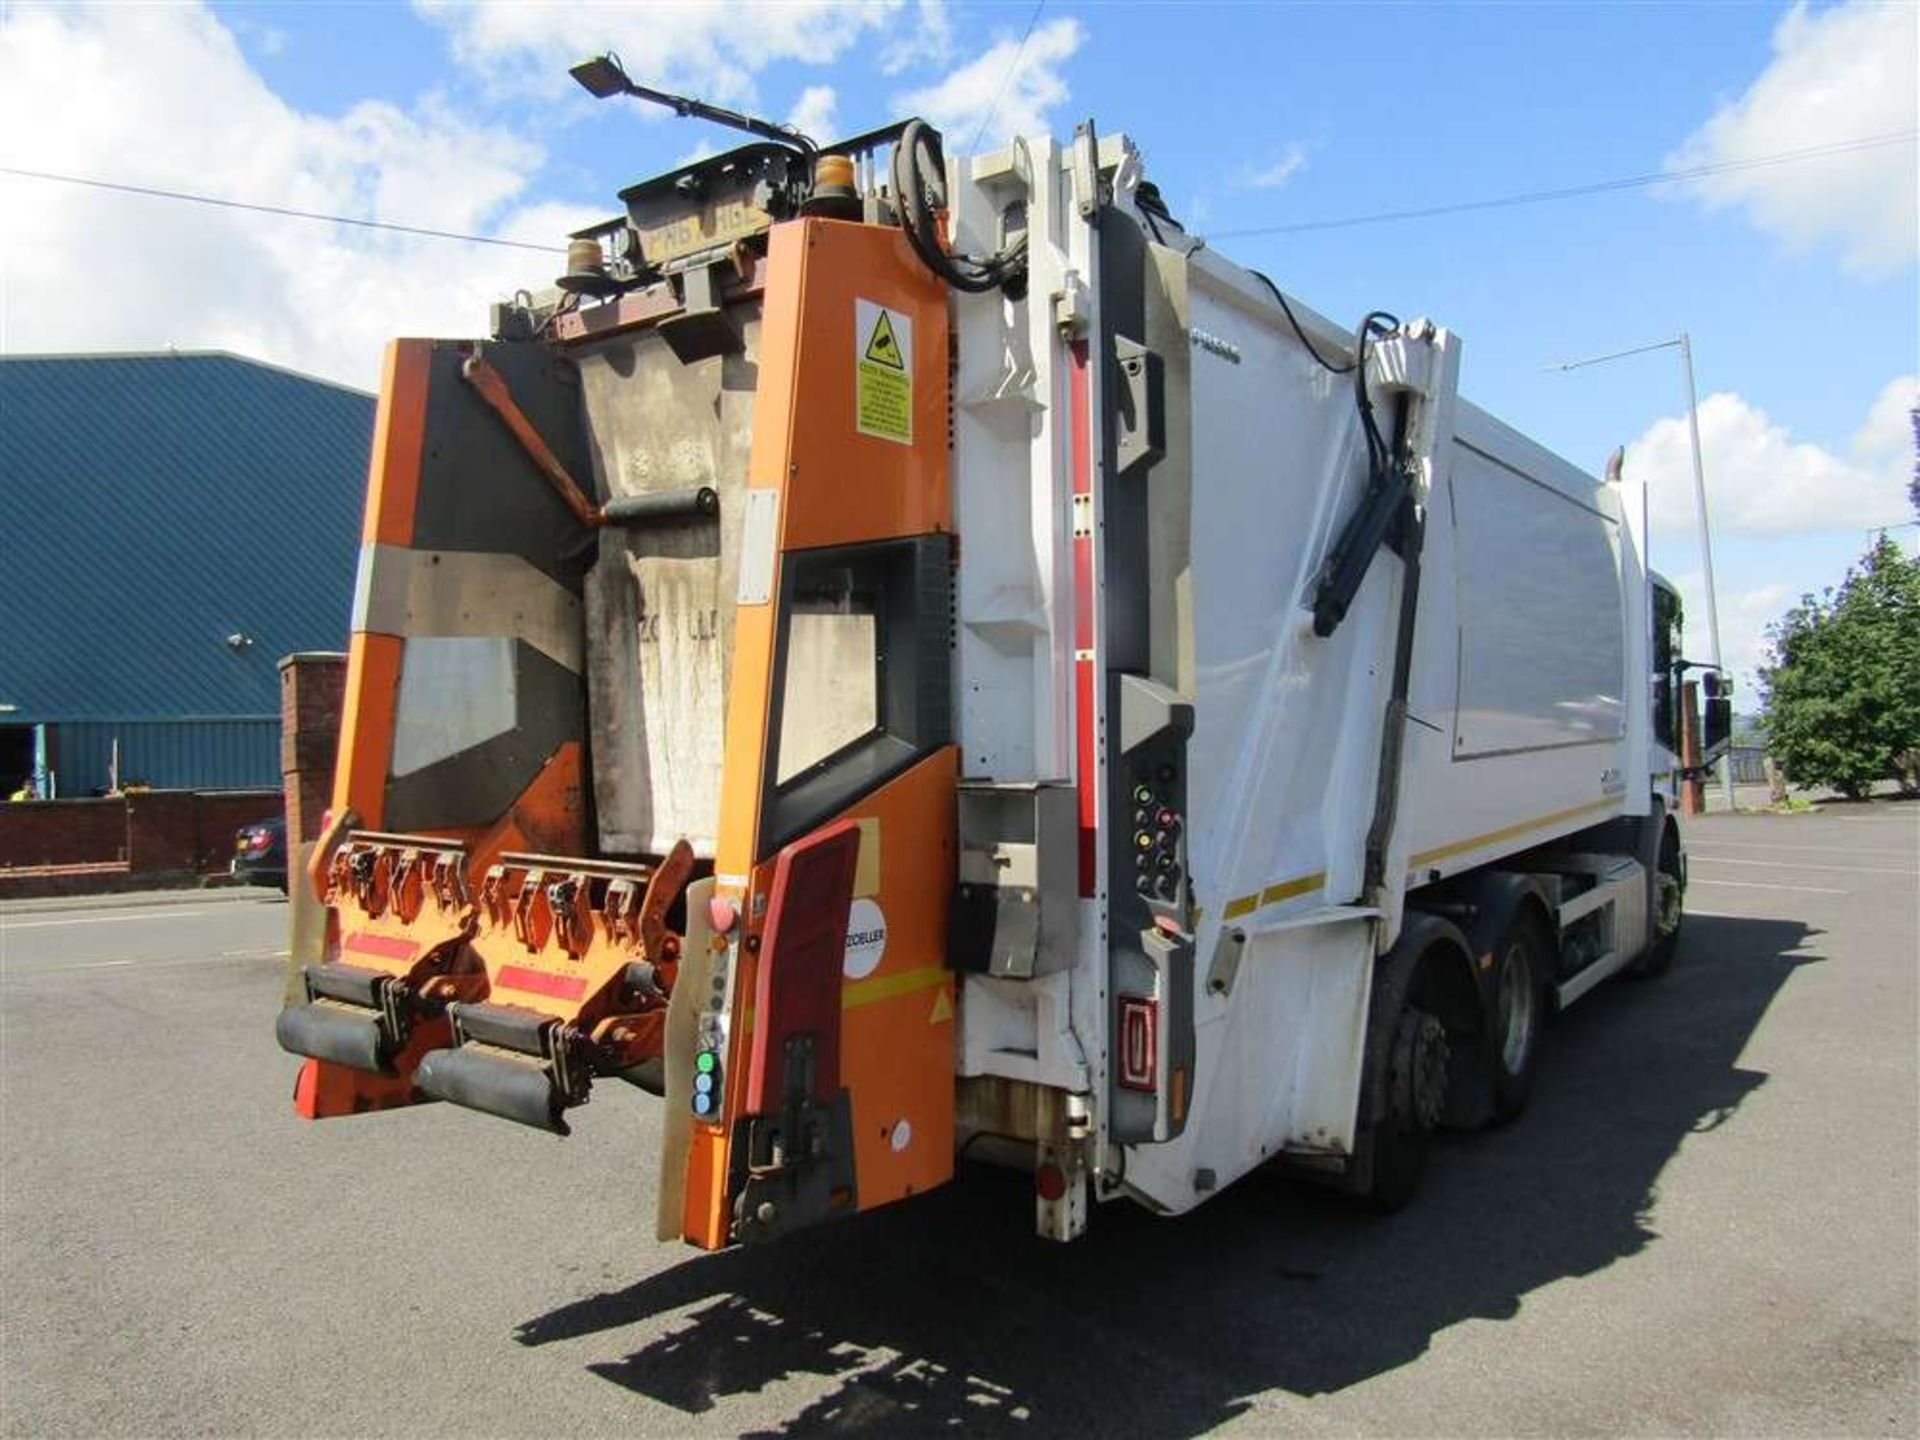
top-left (1108, 674), bottom-right (1197, 1146)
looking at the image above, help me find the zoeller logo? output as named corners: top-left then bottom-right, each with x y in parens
top-left (1187, 327), bottom-right (1241, 363)
top-left (843, 897), bottom-right (887, 979)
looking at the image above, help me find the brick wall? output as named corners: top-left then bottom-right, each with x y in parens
top-left (0, 796), bottom-right (129, 869)
top-left (0, 790), bottom-right (280, 875)
top-left (279, 652), bottom-right (346, 971)
top-left (280, 653), bottom-right (345, 845)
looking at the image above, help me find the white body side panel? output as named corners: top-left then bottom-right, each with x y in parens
top-left (1182, 263), bottom-right (1399, 929)
top-left (1400, 404), bottom-right (1634, 885)
top-left (942, 130), bottom-right (1657, 1223)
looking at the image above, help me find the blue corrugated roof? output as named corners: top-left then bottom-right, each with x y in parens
top-left (1, 352), bottom-right (373, 721)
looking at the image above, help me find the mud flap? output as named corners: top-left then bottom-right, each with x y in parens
top-left (728, 822), bottom-right (863, 1244)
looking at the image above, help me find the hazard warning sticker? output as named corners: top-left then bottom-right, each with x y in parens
top-left (855, 298), bottom-right (913, 445)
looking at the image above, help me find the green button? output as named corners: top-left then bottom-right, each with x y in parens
top-left (696, 1051), bottom-right (716, 1074)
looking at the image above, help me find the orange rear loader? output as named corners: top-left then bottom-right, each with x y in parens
top-left (279, 108), bottom-right (965, 1249)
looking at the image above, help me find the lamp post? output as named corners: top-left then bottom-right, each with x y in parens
top-left (1552, 333), bottom-right (1736, 812)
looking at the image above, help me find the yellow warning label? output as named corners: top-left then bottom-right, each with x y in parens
top-left (864, 310), bottom-right (905, 369)
top-left (928, 987), bottom-right (952, 1025)
top-left (855, 297), bottom-right (912, 445)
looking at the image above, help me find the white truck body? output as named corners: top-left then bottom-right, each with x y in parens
top-left (943, 130), bottom-right (1676, 1228)
top-left (281, 114), bottom-right (1694, 1249)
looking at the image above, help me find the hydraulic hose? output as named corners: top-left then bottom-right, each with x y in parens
top-left (890, 119), bottom-right (1028, 296)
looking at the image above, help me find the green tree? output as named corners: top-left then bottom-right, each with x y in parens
top-left (1762, 536), bottom-right (1920, 798)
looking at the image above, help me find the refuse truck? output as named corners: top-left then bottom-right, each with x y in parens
top-left (277, 74), bottom-right (1729, 1250)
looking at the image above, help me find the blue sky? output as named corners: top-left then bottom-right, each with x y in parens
top-left (3, 1), bottom-right (1914, 697)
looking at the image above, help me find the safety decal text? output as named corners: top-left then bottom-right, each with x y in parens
top-left (855, 298), bottom-right (913, 445)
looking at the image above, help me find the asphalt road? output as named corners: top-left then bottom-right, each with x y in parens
top-left (3, 806), bottom-right (1915, 1437)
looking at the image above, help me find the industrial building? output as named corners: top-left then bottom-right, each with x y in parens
top-left (1, 352), bottom-right (372, 796)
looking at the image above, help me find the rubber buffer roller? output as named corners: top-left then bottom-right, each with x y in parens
top-left (276, 1002), bottom-right (388, 1073)
top-left (414, 1046), bottom-right (571, 1135)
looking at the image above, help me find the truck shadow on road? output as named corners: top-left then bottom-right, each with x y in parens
top-left (516, 914), bottom-right (1819, 1436)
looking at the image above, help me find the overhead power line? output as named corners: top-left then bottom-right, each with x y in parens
top-left (1212, 130), bottom-right (1919, 239)
top-left (967, 0), bottom-right (1048, 155)
top-left (0, 165), bottom-right (564, 253)
top-left (4, 127), bottom-right (1911, 256)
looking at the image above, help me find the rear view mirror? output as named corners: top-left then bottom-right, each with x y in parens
top-left (1701, 671), bottom-right (1732, 762)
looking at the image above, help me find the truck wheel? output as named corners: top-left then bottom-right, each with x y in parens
top-left (1490, 913), bottom-right (1549, 1121)
top-left (1365, 1002), bottom-right (1448, 1212)
top-left (1631, 826), bottom-right (1683, 979)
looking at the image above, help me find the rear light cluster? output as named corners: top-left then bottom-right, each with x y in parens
top-left (1117, 995), bottom-right (1157, 1091)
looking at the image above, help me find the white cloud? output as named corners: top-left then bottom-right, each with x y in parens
top-left (1666, 0), bottom-right (1918, 273)
top-left (229, 15), bottom-right (287, 58)
top-left (413, 0), bottom-right (898, 107)
top-left (1241, 142), bottom-right (1309, 190)
top-left (1852, 374), bottom-right (1919, 474)
top-left (894, 16), bottom-right (1084, 148)
top-left (0, 2), bottom-right (600, 391)
top-left (789, 84), bottom-right (838, 143)
top-left (880, 0), bottom-right (953, 75)
top-left (675, 138), bottom-right (721, 168)
top-left (1667, 571), bottom-right (1790, 695)
top-left (1625, 378), bottom-right (1917, 538)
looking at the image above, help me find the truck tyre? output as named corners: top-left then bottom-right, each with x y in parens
top-left (1489, 911), bottom-right (1549, 1121)
top-left (1630, 822), bottom-right (1683, 979)
top-left (1364, 998), bottom-right (1450, 1213)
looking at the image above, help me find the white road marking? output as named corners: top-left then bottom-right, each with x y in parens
top-left (1692, 839), bottom-right (1916, 859)
top-left (0, 909), bottom-right (209, 930)
top-left (1690, 878), bottom-right (1846, 895)
top-left (3, 952), bottom-right (283, 977)
top-left (1689, 854), bottom-right (1915, 876)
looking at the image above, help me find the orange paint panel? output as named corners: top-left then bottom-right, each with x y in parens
top-left (752, 220), bottom-right (951, 553)
top-left (293, 1016), bottom-right (450, 1119)
top-left (682, 216), bottom-right (957, 1250)
top-left (331, 631), bottom-right (401, 830)
top-left (462, 742), bottom-right (586, 876)
top-left (682, 747), bottom-right (958, 1247)
top-left (833, 748), bottom-right (957, 1208)
top-left (331, 339), bottom-right (431, 829)
top-left (361, 340), bottom-right (431, 545)
top-left (713, 600), bottom-right (780, 883)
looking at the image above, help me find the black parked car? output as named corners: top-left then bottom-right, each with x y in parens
top-left (232, 815), bottom-right (288, 891)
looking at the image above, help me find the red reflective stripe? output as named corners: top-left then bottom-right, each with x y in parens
top-left (1069, 340), bottom-right (1091, 498)
top-left (495, 965), bottom-right (587, 1001)
top-left (1076, 660), bottom-right (1097, 896)
top-left (1072, 535), bottom-right (1095, 651)
top-left (342, 932), bottom-right (415, 961)
top-left (1069, 339), bottom-right (1098, 897)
